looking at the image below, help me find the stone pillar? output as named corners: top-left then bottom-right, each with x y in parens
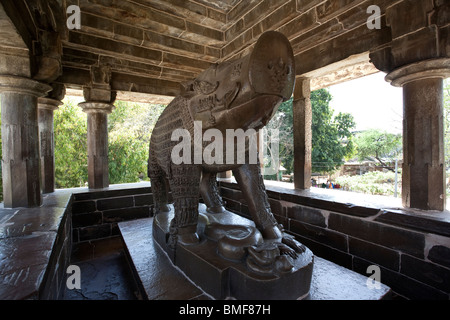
top-left (293, 77), bottom-right (312, 190)
top-left (79, 102), bottom-right (114, 189)
top-left (0, 75), bottom-right (51, 207)
top-left (217, 171), bottom-right (232, 180)
top-left (38, 97), bottom-right (62, 193)
top-left (79, 64), bottom-right (116, 190)
top-left (386, 59), bottom-right (450, 211)
top-left (37, 84), bottom-right (65, 193)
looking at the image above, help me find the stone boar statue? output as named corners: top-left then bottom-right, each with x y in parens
top-left (148, 31), bottom-right (304, 257)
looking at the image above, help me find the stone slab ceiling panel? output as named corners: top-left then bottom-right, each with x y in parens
top-left (5, 0), bottom-right (438, 99)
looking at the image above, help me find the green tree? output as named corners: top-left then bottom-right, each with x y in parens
top-left (311, 89), bottom-right (355, 173)
top-left (264, 89), bottom-right (355, 178)
top-left (54, 99), bottom-right (166, 188)
top-left (54, 99), bottom-right (88, 188)
top-left (354, 129), bottom-right (402, 171)
top-left (108, 100), bottom-right (165, 184)
top-left (265, 98), bottom-right (294, 179)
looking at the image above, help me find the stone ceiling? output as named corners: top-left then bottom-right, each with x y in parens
top-left (3, 0), bottom-right (398, 102)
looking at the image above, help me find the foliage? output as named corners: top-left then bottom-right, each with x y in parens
top-left (53, 99), bottom-right (166, 188)
top-left (264, 98), bottom-right (294, 178)
top-left (335, 171), bottom-right (401, 196)
top-left (54, 99), bottom-right (88, 188)
top-left (354, 129), bottom-right (402, 171)
top-left (311, 89), bottom-right (356, 173)
top-left (108, 101), bottom-right (165, 184)
top-left (264, 89), bottom-right (356, 178)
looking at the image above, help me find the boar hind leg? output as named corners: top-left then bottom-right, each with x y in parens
top-left (200, 171), bottom-right (225, 213)
top-left (168, 164), bottom-right (202, 247)
top-left (148, 158), bottom-right (170, 214)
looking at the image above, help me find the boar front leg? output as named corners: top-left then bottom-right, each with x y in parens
top-left (232, 162), bottom-right (281, 239)
top-left (233, 162), bottom-right (306, 257)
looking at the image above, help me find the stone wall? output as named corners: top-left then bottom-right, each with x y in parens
top-left (0, 191), bottom-right (73, 299)
top-left (219, 181), bottom-right (450, 300)
top-left (71, 186), bottom-right (154, 243)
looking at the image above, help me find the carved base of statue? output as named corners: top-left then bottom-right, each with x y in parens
top-left (152, 203), bottom-right (314, 300)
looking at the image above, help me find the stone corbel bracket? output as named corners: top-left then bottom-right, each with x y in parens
top-left (81, 64), bottom-right (117, 110)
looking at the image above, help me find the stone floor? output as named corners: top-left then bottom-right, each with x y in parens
top-left (61, 219), bottom-right (393, 300)
top-left (62, 237), bottom-right (141, 300)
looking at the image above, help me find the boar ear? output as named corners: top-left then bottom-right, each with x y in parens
top-left (180, 80), bottom-right (195, 97)
top-left (193, 80), bottom-right (219, 95)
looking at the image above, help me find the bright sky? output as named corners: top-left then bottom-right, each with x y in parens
top-left (328, 72), bottom-right (403, 135)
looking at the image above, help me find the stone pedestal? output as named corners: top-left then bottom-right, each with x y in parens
top-left (0, 75), bottom-right (51, 208)
top-left (293, 78), bottom-right (312, 190)
top-left (386, 59), bottom-right (450, 211)
top-left (79, 102), bottom-right (114, 189)
top-left (151, 204), bottom-right (314, 300)
top-left (38, 97), bottom-right (62, 193)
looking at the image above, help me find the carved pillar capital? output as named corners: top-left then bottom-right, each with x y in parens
top-left (0, 75), bottom-right (52, 97)
top-left (385, 58), bottom-right (450, 87)
top-left (38, 97), bottom-right (63, 111)
top-left (79, 101), bottom-right (115, 114)
top-left (81, 64), bottom-right (117, 105)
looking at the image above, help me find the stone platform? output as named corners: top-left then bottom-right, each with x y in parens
top-left (152, 206), bottom-right (314, 300)
top-left (119, 207), bottom-right (391, 300)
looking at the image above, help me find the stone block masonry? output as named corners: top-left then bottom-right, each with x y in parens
top-left (219, 181), bottom-right (450, 300)
top-left (0, 182), bottom-right (156, 300)
top-left (71, 185), bottom-right (155, 243)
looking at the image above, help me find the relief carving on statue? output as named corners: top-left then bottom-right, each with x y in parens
top-left (148, 31), bottom-right (312, 279)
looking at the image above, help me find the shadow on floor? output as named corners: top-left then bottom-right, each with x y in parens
top-left (62, 237), bottom-right (141, 300)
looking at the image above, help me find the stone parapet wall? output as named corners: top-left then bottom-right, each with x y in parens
top-left (0, 191), bottom-right (73, 300)
top-left (71, 186), bottom-right (154, 243)
top-left (219, 181), bottom-right (450, 300)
